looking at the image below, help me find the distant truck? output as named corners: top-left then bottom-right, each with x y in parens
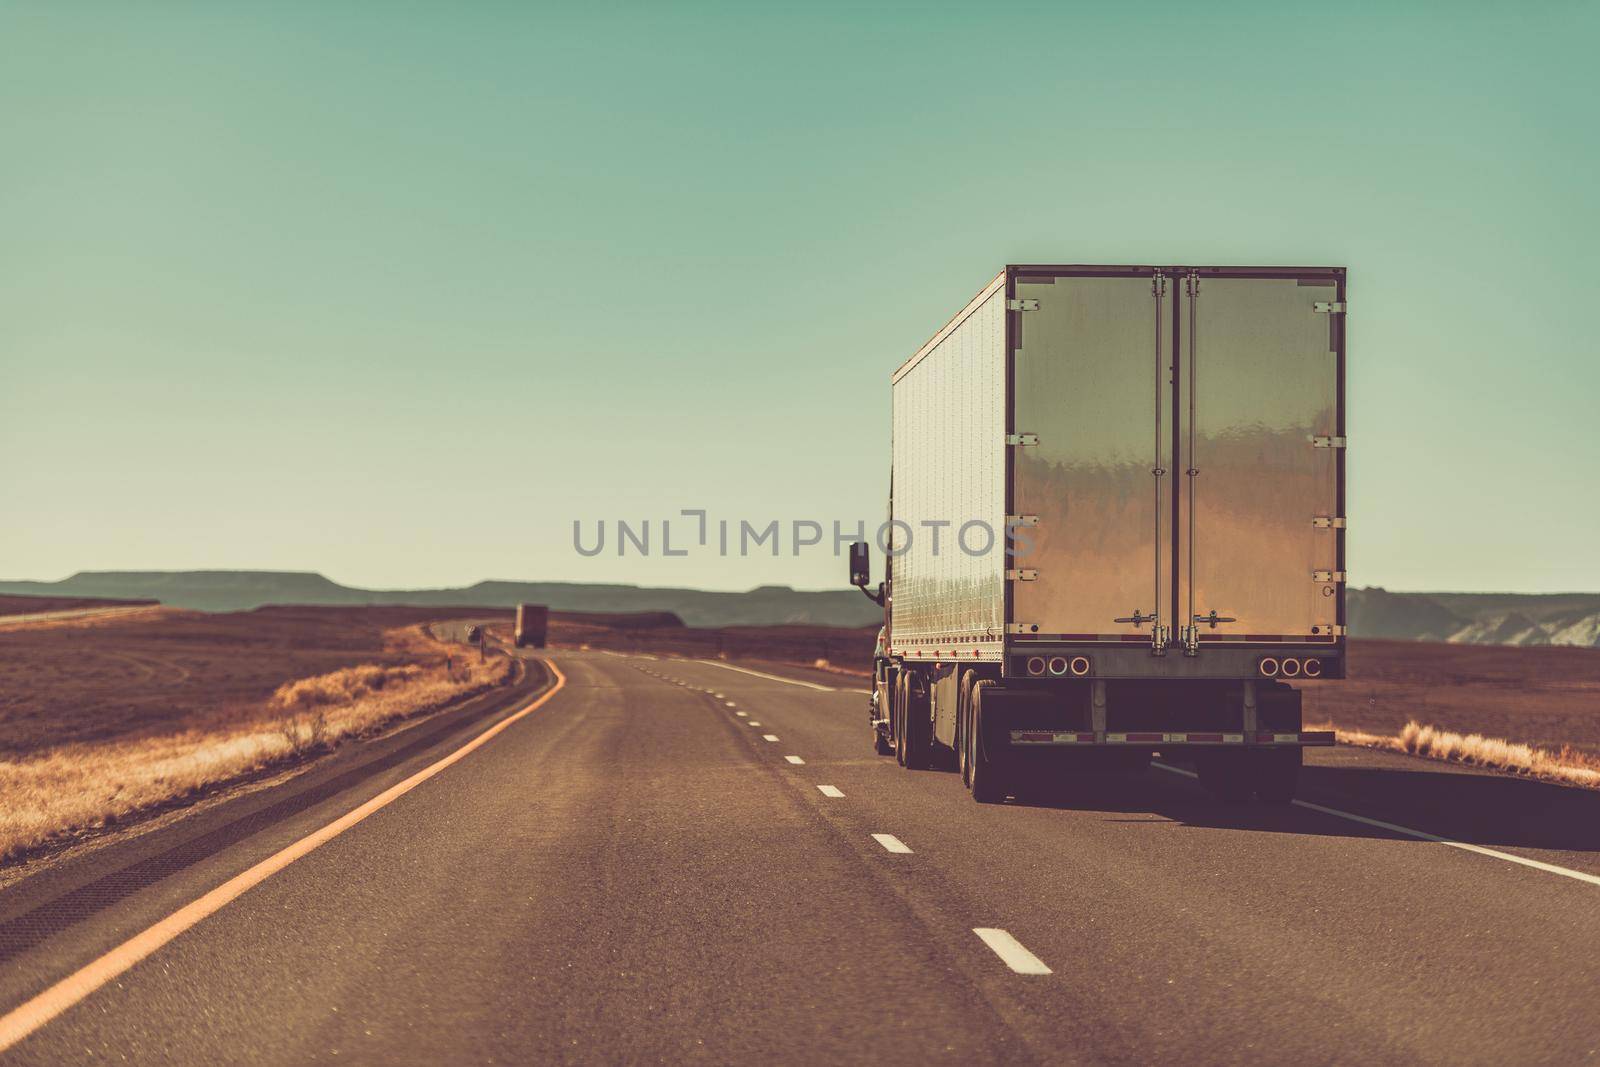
top-left (514, 603), bottom-right (549, 649)
top-left (850, 264), bottom-right (1345, 804)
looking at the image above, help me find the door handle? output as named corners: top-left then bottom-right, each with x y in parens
top-left (1193, 611), bottom-right (1236, 629)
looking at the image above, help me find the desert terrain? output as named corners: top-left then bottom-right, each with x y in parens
top-left (0, 602), bottom-right (516, 861)
top-left (0, 595), bottom-right (157, 619)
top-left (0, 604), bottom-right (503, 757)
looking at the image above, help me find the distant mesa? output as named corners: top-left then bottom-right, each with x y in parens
top-left (0, 571), bottom-right (881, 629)
top-left (0, 573), bottom-right (1597, 647)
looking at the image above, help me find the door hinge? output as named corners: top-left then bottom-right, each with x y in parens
top-left (1007, 298), bottom-right (1039, 312)
top-left (1312, 516), bottom-right (1346, 529)
top-left (1311, 435), bottom-right (1347, 449)
top-left (1006, 514), bottom-right (1039, 528)
top-left (1006, 432), bottom-right (1039, 446)
top-left (1312, 570), bottom-right (1347, 583)
top-left (1007, 622), bottom-right (1041, 634)
top-left (1313, 301), bottom-right (1347, 314)
top-left (1006, 568), bottom-right (1039, 582)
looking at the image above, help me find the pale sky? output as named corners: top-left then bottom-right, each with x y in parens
top-left (3, 2), bottom-right (1597, 593)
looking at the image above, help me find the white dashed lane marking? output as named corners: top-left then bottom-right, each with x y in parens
top-left (973, 928), bottom-right (1052, 975)
top-left (762, 734), bottom-right (779, 742)
top-left (872, 834), bottom-right (912, 854)
top-left (817, 785), bottom-right (844, 798)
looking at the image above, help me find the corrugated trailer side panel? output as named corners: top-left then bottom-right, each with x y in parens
top-left (889, 276), bottom-right (1007, 660)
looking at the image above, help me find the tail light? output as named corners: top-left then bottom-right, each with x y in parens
top-left (1047, 656), bottom-right (1069, 676)
top-left (1302, 658), bottom-right (1322, 678)
top-left (1280, 658), bottom-right (1302, 678)
top-left (1068, 655), bottom-right (1091, 677)
top-left (1026, 656), bottom-right (1046, 676)
top-left (1258, 657), bottom-right (1280, 677)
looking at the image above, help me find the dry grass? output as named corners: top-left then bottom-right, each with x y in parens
top-left (811, 657), bottom-right (872, 679)
top-left (0, 626), bottom-right (512, 862)
top-left (1317, 718), bottom-right (1600, 790)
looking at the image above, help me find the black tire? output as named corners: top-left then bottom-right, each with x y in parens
top-left (901, 670), bottom-right (931, 770)
top-left (968, 681), bottom-right (1006, 803)
top-left (893, 673), bottom-right (908, 767)
top-left (1255, 747), bottom-right (1302, 804)
top-left (1197, 750), bottom-right (1254, 803)
top-left (957, 671), bottom-right (975, 788)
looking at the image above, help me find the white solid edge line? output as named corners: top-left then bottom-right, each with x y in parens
top-left (785, 755), bottom-right (805, 764)
top-left (695, 660), bottom-right (836, 692)
top-left (0, 662), bottom-right (571, 1053)
top-left (817, 785), bottom-right (844, 798)
top-left (872, 833), bottom-right (912, 854)
top-left (973, 928), bottom-right (1052, 975)
top-left (1151, 761), bottom-right (1600, 889)
top-left (762, 734), bottom-right (780, 742)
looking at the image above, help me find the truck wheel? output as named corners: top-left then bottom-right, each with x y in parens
top-left (892, 673), bottom-right (908, 767)
top-left (957, 672), bottom-right (975, 787)
top-left (1196, 750), bottom-right (1253, 803)
top-left (901, 670), bottom-right (932, 771)
top-left (968, 681), bottom-right (1005, 803)
top-left (1254, 748), bottom-right (1302, 804)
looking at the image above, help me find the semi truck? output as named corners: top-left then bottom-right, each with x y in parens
top-left (849, 264), bottom-right (1345, 804)
top-left (514, 603), bottom-right (549, 649)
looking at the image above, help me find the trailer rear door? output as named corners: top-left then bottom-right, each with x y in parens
top-left (1177, 274), bottom-right (1343, 645)
top-left (1010, 273), bottom-right (1172, 644)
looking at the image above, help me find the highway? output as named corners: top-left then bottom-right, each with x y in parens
top-left (3, 647), bottom-right (1600, 1064)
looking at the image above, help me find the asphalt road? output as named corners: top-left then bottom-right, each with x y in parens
top-left (3, 648), bottom-right (1600, 1064)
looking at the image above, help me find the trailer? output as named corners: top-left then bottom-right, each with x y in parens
top-left (849, 264), bottom-right (1346, 803)
top-left (514, 603), bottom-right (548, 649)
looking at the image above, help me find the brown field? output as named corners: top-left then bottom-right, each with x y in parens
top-left (1300, 639), bottom-right (1600, 760)
top-left (0, 604), bottom-right (505, 757)
top-left (0, 605), bottom-right (515, 861)
top-left (0, 594), bottom-right (158, 618)
top-left (527, 614), bottom-right (879, 668)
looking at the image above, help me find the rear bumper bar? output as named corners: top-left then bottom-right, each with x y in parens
top-left (1008, 730), bottom-right (1335, 747)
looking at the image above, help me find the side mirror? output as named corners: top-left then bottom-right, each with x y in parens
top-left (848, 541), bottom-right (871, 587)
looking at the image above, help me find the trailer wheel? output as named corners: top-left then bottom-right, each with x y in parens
top-left (967, 680), bottom-right (1005, 803)
top-left (1254, 748), bottom-right (1302, 804)
top-left (899, 670), bottom-right (932, 771)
